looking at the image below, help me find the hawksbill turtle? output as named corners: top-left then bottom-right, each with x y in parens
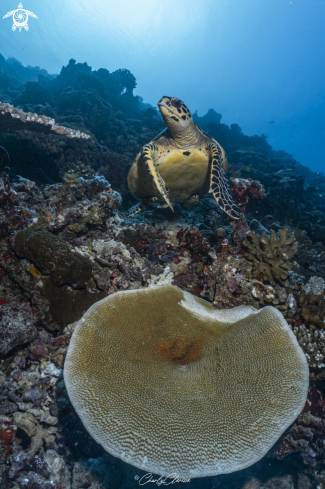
top-left (127, 96), bottom-right (241, 219)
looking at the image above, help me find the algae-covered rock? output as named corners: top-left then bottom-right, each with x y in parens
top-left (12, 228), bottom-right (92, 288)
top-left (0, 317), bottom-right (37, 356)
top-left (0, 297), bottom-right (38, 355)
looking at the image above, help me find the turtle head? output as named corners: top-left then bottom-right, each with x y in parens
top-left (158, 97), bottom-right (194, 134)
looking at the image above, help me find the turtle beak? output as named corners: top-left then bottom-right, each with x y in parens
top-left (158, 98), bottom-right (178, 118)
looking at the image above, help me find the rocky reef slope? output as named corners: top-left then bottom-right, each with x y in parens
top-left (0, 53), bottom-right (325, 489)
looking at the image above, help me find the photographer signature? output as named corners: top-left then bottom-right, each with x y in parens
top-left (134, 473), bottom-right (191, 486)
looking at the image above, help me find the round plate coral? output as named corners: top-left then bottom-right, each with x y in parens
top-left (64, 285), bottom-right (309, 478)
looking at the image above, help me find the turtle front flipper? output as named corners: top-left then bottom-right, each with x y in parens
top-left (124, 197), bottom-right (158, 217)
top-left (208, 142), bottom-right (241, 219)
top-left (140, 144), bottom-right (173, 212)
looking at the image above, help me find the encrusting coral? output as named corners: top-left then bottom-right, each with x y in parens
top-left (59, 161), bottom-right (96, 188)
top-left (243, 229), bottom-right (298, 286)
top-left (64, 285), bottom-right (309, 479)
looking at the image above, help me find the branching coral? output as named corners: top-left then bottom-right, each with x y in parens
top-left (243, 229), bottom-right (298, 286)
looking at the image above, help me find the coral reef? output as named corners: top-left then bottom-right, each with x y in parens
top-left (297, 289), bottom-right (325, 329)
top-left (12, 228), bottom-right (92, 288)
top-left (302, 276), bottom-right (325, 295)
top-left (269, 386), bottom-right (325, 488)
top-left (0, 50), bottom-right (325, 488)
top-left (296, 238), bottom-right (325, 279)
top-left (59, 162), bottom-right (95, 187)
top-left (243, 229), bottom-right (298, 286)
top-left (229, 177), bottom-right (266, 206)
top-left (0, 290), bottom-right (37, 355)
top-left (293, 323), bottom-right (325, 368)
top-left (64, 285), bottom-right (308, 478)
top-left (0, 103), bottom-right (90, 139)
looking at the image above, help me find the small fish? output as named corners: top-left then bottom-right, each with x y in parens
top-left (269, 121), bottom-right (274, 124)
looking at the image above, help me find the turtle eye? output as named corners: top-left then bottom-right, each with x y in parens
top-left (173, 99), bottom-right (182, 109)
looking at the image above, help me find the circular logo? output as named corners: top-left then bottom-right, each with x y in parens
top-left (13, 9), bottom-right (28, 28)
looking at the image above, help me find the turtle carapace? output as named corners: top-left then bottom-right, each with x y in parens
top-left (127, 96), bottom-right (241, 219)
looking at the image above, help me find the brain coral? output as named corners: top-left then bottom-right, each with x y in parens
top-left (64, 285), bottom-right (309, 478)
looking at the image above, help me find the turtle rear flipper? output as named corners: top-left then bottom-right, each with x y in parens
top-left (124, 197), bottom-right (158, 218)
top-left (140, 144), bottom-right (173, 212)
top-left (183, 194), bottom-right (202, 208)
top-left (208, 142), bottom-right (241, 219)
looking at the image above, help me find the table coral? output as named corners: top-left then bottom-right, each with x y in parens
top-left (64, 285), bottom-right (308, 478)
top-left (0, 102), bottom-right (90, 139)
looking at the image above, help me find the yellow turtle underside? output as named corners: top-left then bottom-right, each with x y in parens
top-left (128, 149), bottom-right (210, 203)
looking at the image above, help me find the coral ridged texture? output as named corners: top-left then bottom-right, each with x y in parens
top-left (244, 229), bottom-right (298, 286)
top-left (64, 285), bottom-right (309, 478)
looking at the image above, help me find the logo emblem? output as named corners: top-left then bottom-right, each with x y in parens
top-left (3, 3), bottom-right (38, 32)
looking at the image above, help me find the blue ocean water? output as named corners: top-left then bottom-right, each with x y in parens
top-left (0, 0), bottom-right (324, 172)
